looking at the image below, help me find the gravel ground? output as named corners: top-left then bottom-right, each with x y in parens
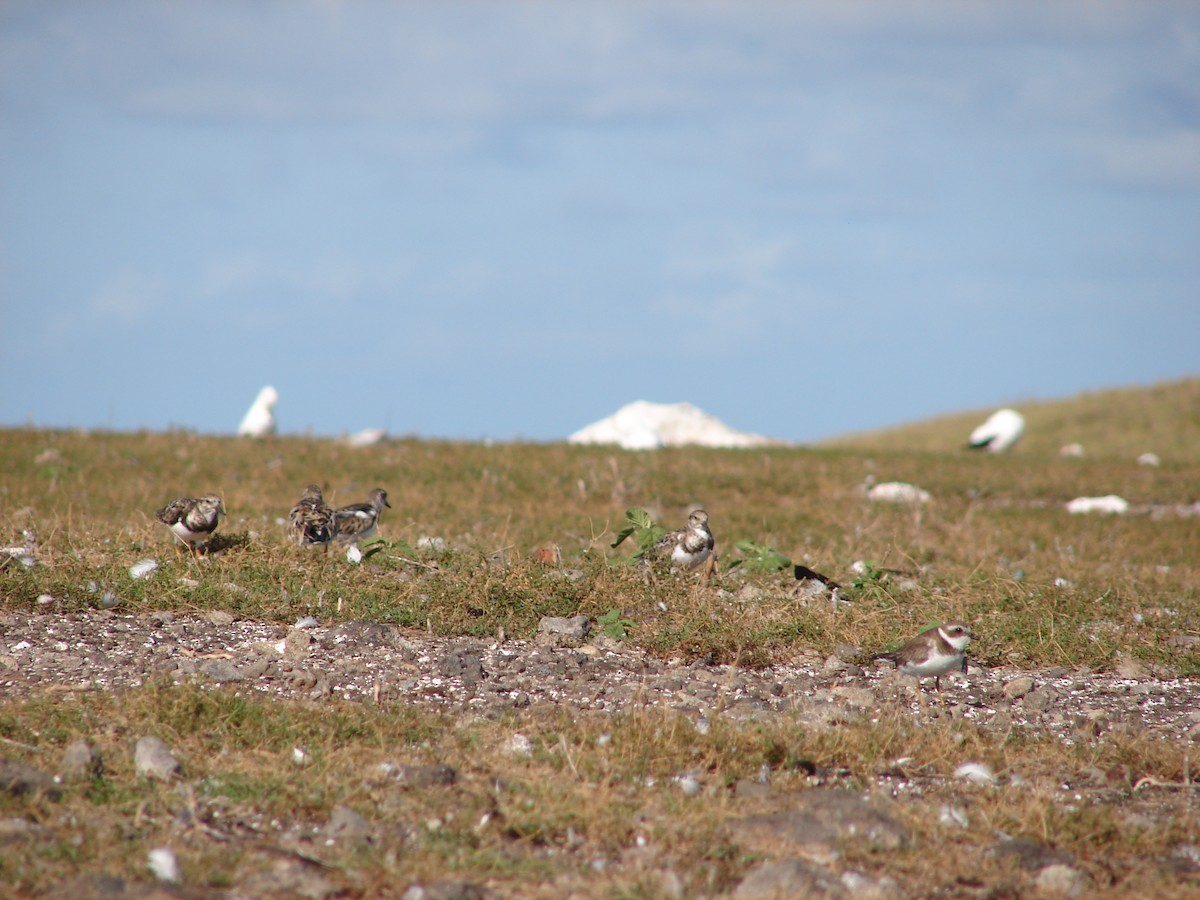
top-left (4, 608), bottom-right (1200, 747)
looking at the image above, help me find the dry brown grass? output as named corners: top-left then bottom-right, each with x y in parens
top-left (2, 379), bottom-right (1200, 895)
top-left (2, 685), bottom-right (1198, 896)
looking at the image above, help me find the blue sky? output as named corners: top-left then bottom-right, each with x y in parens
top-left (2, 1), bottom-right (1197, 442)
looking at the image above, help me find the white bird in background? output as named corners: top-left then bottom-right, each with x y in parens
top-left (238, 385), bottom-right (278, 437)
top-left (966, 408), bottom-right (1024, 453)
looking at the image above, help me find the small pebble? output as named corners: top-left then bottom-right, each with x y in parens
top-left (503, 734), bottom-right (532, 757)
top-left (147, 848), bottom-right (180, 883)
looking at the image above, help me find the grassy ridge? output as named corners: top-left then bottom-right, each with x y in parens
top-left (824, 376), bottom-right (1200, 462)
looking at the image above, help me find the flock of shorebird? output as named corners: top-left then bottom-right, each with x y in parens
top-left (153, 485), bottom-right (390, 564)
top-left (152, 492), bottom-right (971, 695)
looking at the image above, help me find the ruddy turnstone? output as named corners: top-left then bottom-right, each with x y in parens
top-left (155, 494), bottom-right (225, 554)
top-left (643, 508), bottom-right (716, 573)
top-left (792, 564), bottom-right (841, 592)
top-left (873, 622), bottom-right (972, 692)
top-left (334, 488), bottom-right (391, 546)
top-left (288, 484), bottom-right (337, 551)
top-left (791, 564), bottom-right (845, 604)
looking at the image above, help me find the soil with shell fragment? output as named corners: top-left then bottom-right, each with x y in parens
top-left (3, 607), bottom-right (1200, 898)
top-left (3, 609), bottom-right (1199, 742)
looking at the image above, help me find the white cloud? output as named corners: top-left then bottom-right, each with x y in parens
top-left (656, 234), bottom-right (795, 345)
top-left (665, 236), bottom-right (793, 284)
top-left (90, 269), bottom-right (167, 321)
top-left (0, 4), bottom-right (1136, 121)
top-left (1091, 130), bottom-right (1200, 189)
top-left (197, 252), bottom-right (264, 299)
top-left (196, 251), bottom-right (412, 306)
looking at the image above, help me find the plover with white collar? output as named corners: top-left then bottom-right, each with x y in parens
top-left (874, 622), bottom-right (972, 692)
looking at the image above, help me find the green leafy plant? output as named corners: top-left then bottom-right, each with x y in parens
top-left (728, 540), bottom-right (792, 574)
top-left (360, 537), bottom-right (389, 561)
top-left (597, 608), bottom-right (635, 640)
top-left (610, 507), bottom-right (667, 557)
top-left (850, 560), bottom-right (888, 591)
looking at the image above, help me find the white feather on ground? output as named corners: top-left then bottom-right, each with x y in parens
top-left (1066, 495), bottom-right (1129, 515)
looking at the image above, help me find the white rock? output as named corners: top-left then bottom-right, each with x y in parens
top-left (345, 427), bottom-right (386, 447)
top-left (620, 427), bottom-right (664, 451)
top-left (292, 747), bottom-right (311, 767)
top-left (135, 736), bottom-right (180, 781)
top-left (295, 616), bottom-right (319, 629)
top-left (1059, 442), bottom-right (1085, 458)
top-left (867, 481), bottom-right (931, 504)
top-left (503, 733), bottom-right (533, 757)
top-left (568, 400), bottom-right (773, 450)
top-left (237, 385), bottom-right (278, 437)
top-left (346, 544), bottom-right (363, 564)
top-left (1137, 452), bottom-right (1161, 467)
top-left (1066, 495), bottom-right (1129, 515)
top-left (1, 547), bottom-right (37, 568)
top-left (129, 559), bottom-right (158, 580)
top-left (967, 408), bottom-right (1025, 452)
top-left (676, 774), bottom-right (702, 797)
top-left (147, 847), bottom-right (180, 883)
top-left (1034, 863), bottom-right (1089, 897)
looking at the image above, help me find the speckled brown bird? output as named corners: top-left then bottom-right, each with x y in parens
top-left (288, 484), bottom-right (336, 551)
top-left (155, 494), bottom-right (225, 554)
